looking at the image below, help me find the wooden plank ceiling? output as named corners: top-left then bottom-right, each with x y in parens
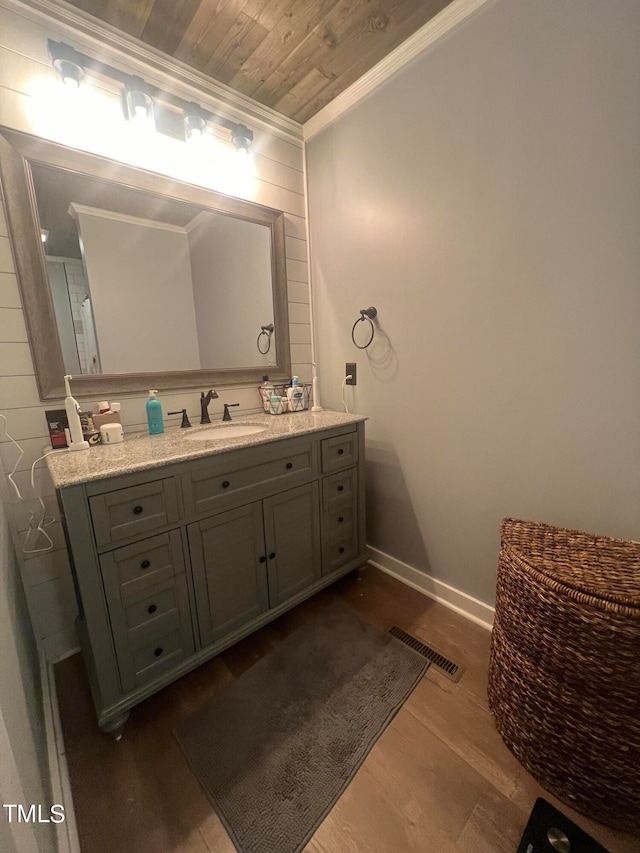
top-left (65, 0), bottom-right (453, 123)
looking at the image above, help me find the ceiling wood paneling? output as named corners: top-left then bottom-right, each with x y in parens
top-left (64, 0), bottom-right (453, 123)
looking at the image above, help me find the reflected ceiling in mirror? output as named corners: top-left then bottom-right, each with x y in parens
top-left (0, 127), bottom-right (291, 400)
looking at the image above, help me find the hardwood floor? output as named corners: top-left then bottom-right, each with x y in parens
top-left (54, 567), bottom-right (639, 853)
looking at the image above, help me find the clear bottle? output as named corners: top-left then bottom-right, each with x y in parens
top-left (260, 375), bottom-right (274, 412)
top-left (146, 390), bottom-right (164, 435)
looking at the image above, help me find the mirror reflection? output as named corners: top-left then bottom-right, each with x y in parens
top-left (32, 163), bottom-right (278, 375)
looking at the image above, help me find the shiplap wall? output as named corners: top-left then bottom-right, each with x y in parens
top-left (0, 1), bottom-right (310, 660)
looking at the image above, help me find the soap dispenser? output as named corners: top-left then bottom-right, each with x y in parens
top-left (146, 390), bottom-right (164, 435)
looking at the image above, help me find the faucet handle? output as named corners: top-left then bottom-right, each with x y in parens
top-left (168, 409), bottom-right (191, 428)
top-left (222, 403), bottom-right (240, 422)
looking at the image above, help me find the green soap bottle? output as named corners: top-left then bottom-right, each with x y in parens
top-left (146, 390), bottom-right (164, 435)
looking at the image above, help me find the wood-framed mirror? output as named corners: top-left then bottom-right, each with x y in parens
top-left (0, 127), bottom-right (291, 401)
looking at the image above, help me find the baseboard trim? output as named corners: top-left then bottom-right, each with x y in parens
top-left (366, 546), bottom-right (494, 631)
top-left (40, 647), bottom-right (81, 853)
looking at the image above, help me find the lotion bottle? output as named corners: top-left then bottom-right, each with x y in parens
top-left (64, 375), bottom-right (90, 451)
top-left (286, 376), bottom-right (304, 412)
top-left (146, 391), bottom-right (164, 435)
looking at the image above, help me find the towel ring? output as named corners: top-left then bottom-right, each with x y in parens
top-left (257, 324), bottom-right (274, 355)
top-left (351, 307), bottom-right (377, 350)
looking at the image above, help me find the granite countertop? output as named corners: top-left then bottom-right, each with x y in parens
top-left (46, 411), bottom-right (366, 489)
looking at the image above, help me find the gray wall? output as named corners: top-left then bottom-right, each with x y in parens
top-left (306, 0), bottom-right (640, 604)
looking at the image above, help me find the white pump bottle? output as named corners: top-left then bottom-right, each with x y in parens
top-left (64, 375), bottom-right (89, 451)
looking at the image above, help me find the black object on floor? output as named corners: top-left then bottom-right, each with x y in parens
top-left (517, 798), bottom-right (611, 853)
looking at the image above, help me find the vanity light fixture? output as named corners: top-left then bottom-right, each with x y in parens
top-left (49, 41), bottom-right (85, 88)
top-left (47, 39), bottom-right (253, 155)
top-left (231, 125), bottom-right (252, 155)
top-left (124, 77), bottom-right (154, 127)
top-left (183, 103), bottom-right (207, 142)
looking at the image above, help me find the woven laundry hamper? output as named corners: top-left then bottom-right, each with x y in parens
top-left (488, 518), bottom-right (640, 833)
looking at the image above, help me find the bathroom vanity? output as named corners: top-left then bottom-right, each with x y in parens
top-left (47, 412), bottom-right (367, 735)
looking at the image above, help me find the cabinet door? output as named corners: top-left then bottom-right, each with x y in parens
top-left (263, 482), bottom-right (321, 608)
top-left (188, 503), bottom-right (269, 647)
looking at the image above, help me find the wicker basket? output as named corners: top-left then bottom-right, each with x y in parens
top-left (488, 518), bottom-right (640, 833)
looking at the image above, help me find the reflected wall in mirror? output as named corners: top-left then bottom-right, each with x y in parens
top-left (0, 127), bottom-right (291, 400)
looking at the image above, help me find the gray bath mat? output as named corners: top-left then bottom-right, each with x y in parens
top-left (174, 600), bottom-right (429, 853)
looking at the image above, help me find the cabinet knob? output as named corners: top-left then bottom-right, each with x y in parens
top-left (221, 480), bottom-right (230, 489)
top-left (148, 604), bottom-right (157, 614)
top-left (339, 546), bottom-right (345, 554)
top-left (141, 560), bottom-right (151, 569)
top-left (133, 505), bottom-right (144, 515)
top-left (338, 516), bottom-right (344, 523)
top-left (259, 555), bottom-right (266, 563)
top-left (268, 552), bottom-right (276, 560)
top-left (338, 448), bottom-right (344, 455)
top-left (338, 485), bottom-right (344, 492)
top-left (285, 462), bottom-right (293, 469)
top-left (154, 647), bottom-right (163, 657)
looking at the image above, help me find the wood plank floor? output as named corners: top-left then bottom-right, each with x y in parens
top-left (54, 567), bottom-right (639, 853)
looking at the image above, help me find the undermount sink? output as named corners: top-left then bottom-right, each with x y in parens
top-left (184, 424), bottom-right (267, 441)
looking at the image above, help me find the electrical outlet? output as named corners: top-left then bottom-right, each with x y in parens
top-left (346, 363), bottom-right (357, 386)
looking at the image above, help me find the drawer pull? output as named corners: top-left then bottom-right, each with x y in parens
top-left (285, 462), bottom-right (293, 469)
top-left (338, 516), bottom-right (344, 523)
top-left (148, 604), bottom-right (157, 615)
top-left (140, 559), bottom-right (151, 569)
top-left (133, 505), bottom-right (144, 515)
top-left (154, 647), bottom-right (163, 657)
top-left (339, 546), bottom-right (345, 554)
top-left (259, 555), bottom-right (266, 563)
top-left (221, 480), bottom-right (230, 489)
top-left (268, 552), bottom-right (276, 560)
top-left (338, 448), bottom-right (344, 455)
top-left (338, 485), bottom-right (344, 492)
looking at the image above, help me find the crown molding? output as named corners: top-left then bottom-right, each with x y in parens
top-left (303, 0), bottom-right (494, 141)
top-left (1, 0), bottom-right (303, 145)
top-left (68, 202), bottom-right (189, 234)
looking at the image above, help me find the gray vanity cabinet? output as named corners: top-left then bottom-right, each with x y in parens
top-left (188, 481), bottom-right (321, 646)
top-left (188, 502), bottom-right (269, 646)
top-left (263, 481), bottom-right (321, 606)
top-left (55, 419), bottom-right (366, 734)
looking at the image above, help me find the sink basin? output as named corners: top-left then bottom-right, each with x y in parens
top-left (184, 424), bottom-right (267, 441)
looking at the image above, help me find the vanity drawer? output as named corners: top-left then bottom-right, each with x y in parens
top-left (322, 504), bottom-right (356, 539)
top-left (132, 627), bottom-right (186, 689)
top-left (122, 579), bottom-right (180, 631)
top-left (183, 441), bottom-right (314, 516)
top-left (100, 530), bottom-right (185, 602)
top-left (322, 533), bottom-right (357, 575)
top-left (322, 469), bottom-right (357, 513)
top-left (321, 432), bottom-right (358, 473)
top-left (109, 586), bottom-right (194, 693)
top-left (90, 478), bottom-right (179, 547)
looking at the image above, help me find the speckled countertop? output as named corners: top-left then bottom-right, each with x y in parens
top-left (46, 411), bottom-right (366, 489)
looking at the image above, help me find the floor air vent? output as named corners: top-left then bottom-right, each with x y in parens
top-left (389, 626), bottom-right (464, 682)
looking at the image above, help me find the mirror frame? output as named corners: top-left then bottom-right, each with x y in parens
top-left (0, 127), bottom-right (291, 401)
